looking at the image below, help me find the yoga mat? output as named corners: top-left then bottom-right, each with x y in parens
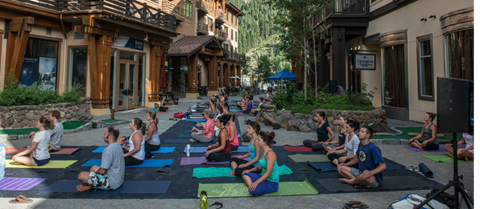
top-left (156, 110), bottom-right (172, 114)
top-left (185, 118), bottom-right (207, 122)
top-left (163, 139), bottom-right (194, 144)
top-left (229, 109), bottom-right (242, 112)
top-left (82, 159), bottom-right (173, 167)
top-left (419, 163), bottom-right (433, 178)
top-left (40, 180), bottom-right (171, 194)
top-left (422, 155), bottom-right (473, 163)
top-left (283, 146), bottom-right (325, 152)
top-left (317, 176), bottom-right (433, 192)
top-left (101, 119), bottom-right (119, 123)
top-left (92, 146), bottom-right (175, 153)
top-left (178, 134), bottom-right (193, 138)
top-left (180, 156), bottom-right (248, 165)
top-left (189, 115), bottom-right (205, 119)
top-left (0, 177), bottom-right (47, 191)
top-left (197, 179), bottom-right (318, 197)
top-left (307, 161), bottom-right (404, 172)
top-left (0, 121), bottom-right (87, 135)
top-left (193, 165), bottom-right (293, 178)
top-left (183, 146), bottom-right (249, 153)
top-left (6, 148), bottom-right (80, 155)
top-left (404, 145), bottom-right (465, 152)
top-left (288, 154), bottom-right (330, 162)
top-left (5, 160), bottom-right (77, 169)
top-left (185, 125), bottom-right (196, 128)
top-left (374, 127), bottom-right (462, 140)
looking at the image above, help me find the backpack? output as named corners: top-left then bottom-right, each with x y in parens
top-left (425, 188), bottom-right (455, 208)
top-left (276, 103), bottom-right (282, 111)
top-left (174, 111), bottom-right (184, 118)
top-left (388, 193), bottom-right (448, 209)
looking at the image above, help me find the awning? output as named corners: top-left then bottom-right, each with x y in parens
top-left (267, 69), bottom-right (296, 81)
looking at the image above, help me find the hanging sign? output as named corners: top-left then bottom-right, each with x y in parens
top-left (353, 54), bottom-right (375, 70)
top-left (113, 36), bottom-right (144, 51)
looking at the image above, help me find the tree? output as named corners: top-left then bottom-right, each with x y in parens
top-left (255, 54), bottom-right (273, 89)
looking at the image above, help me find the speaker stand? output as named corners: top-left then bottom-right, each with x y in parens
top-left (414, 134), bottom-right (474, 209)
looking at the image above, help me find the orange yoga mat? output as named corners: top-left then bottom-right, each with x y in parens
top-left (6, 148), bottom-right (80, 155)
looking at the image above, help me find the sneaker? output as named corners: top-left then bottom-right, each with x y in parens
top-left (408, 164), bottom-right (414, 171)
top-left (414, 166), bottom-right (420, 172)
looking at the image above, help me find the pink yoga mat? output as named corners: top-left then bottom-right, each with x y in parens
top-left (180, 156), bottom-right (248, 165)
top-left (404, 145), bottom-right (465, 152)
top-left (0, 177), bottom-right (47, 191)
top-left (6, 148), bottom-right (80, 155)
top-left (283, 146), bottom-right (325, 152)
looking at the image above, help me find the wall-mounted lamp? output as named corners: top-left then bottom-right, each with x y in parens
top-left (420, 18), bottom-right (427, 22)
top-left (429, 15), bottom-right (436, 19)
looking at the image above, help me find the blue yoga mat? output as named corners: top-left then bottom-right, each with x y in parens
top-left (92, 147), bottom-right (175, 153)
top-left (236, 114), bottom-right (254, 117)
top-left (183, 146), bottom-right (249, 153)
top-left (82, 159), bottom-right (173, 167)
top-left (186, 118), bottom-right (207, 122)
top-left (178, 134), bottom-right (193, 138)
top-left (230, 109), bottom-right (242, 112)
top-left (419, 163), bottom-right (433, 178)
top-left (40, 179), bottom-right (170, 194)
top-left (307, 161), bottom-right (403, 172)
top-left (164, 139), bottom-right (194, 143)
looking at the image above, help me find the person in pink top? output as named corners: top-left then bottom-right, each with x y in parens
top-left (227, 114), bottom-right (239, 151)
top-left (190, 109), bottom-right (215, 143)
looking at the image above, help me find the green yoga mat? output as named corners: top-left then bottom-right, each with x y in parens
top-left (193, 165), bottom-right (293, 178)
top-left (189, 115), bottom-right (205, 119)
top-left (197, 179), bottom-right (318, 197)
top-left (423, 155), bottom-right (473, 163)
top-left (5, 160), bottom-right (77, 168)
top-left (101, 119), bottom-right (120, 123)
top-left (374, 127), bottom-right (462, 140)
top-left (0, 122), bottom-right (87, 135)
top-left (288, 154), bottom-right (329, 162)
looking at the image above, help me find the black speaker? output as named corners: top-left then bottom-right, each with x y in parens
top-left (329, 80), bottom-right (337, 93)
top-left (437, 77), bottom-right (473, 134)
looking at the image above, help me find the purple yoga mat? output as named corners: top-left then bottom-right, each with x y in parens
top-left (0, 177), bottom-right (47, 191)
top-left (404, 145), bottom-right (465, 152)
top-left (191, 112), bottom-right (203, 115)
top-left (180, 156), bottom-right (249, 165)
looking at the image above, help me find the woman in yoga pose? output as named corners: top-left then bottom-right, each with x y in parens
top-left (327, 120), bottom-right (360, 166)
top-left (145, 111), bottom-right (161, 152)
top-left (250, 97), bottom-right (264, 116)
top-left (227, 114), bottom-right (239, 151)
top-left (241, 131), bottom-right (279, 196)
top-left (445, 133), bottom-right (474, 161)
top-left (124, 118), bottom-right (146, 165)
top-left (302, 112), bottom-right (335, 150)
top-left (229, 121), bottom-right (262, 177)
top-left (205, 115), bottom-right (231, 162)
top-left (155, 96), bottom-right (169, 112)
top-left (191, 109), bottom-right (215, 143)
top-left (324, 116), bottom-right (347, 151)
top-left (408, 112), bottom-right (439, 150)
top-left (242, 96), bottom-right (253, 114)
top-left (221, 101), bottom-right (230, 114)
top-left (12, 117), bottom-right (51, 166)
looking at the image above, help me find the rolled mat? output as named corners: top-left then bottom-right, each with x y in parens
top-left (180, 156), bottom-right (248, 165)
top-left (185, 118), bottom-right (207, 122)
top-left (177, 134), bottom-right (193, 138)
top-left (183, 146), bottom-right (249, 153)
top-left (40, 179), bottom-right (170, 194)
top-left (6, 148), bottom-right (80, 155)
top-left (404, 145), bottom-right (465, 152)
top-left (0, 177), bottom-right (47, 191)
top-left (197, 179), bottom-right (318, 197)
top-left (288, 154), bottom-right (330, 162)
top-left (92, 146), bottom-right (175, 153)
top-left (422, 155), bottom-right (473, 163)
top-left (5, 160), bottom-right (77, 169)
top-left (317, 176), bottom-right (433, 192)
top-left (307, 160), bottom-right (404, 172)
top-left (82, 159), bottom-right (173, 167)
top-left (283, 146), bottom-right (325, 152)
top-left (193, 165), bottom-right (293, 178)
top-left (419, 163), bottom-right (433, 178)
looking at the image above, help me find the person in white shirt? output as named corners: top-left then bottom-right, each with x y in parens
top-left (48, 110), bottom-right (64, 152)
top-left (0, 142), bottom-right (5, 181)
top-left (327, 120), bottom-right (360, 167)
top-left (12, 117), bottom-right (51, 166)
top-left (124, 118), bottom-right (145, 165)
top-left (445, 133), bottom-right (474, 161)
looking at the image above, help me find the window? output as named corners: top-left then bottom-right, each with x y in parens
top-left (208, 18), bottom-right (213, 31)
top-left (20, 38), bottom-right (59, 90)
top-left (417, 34), bottom-right (434, 100)
top-left (383, 45), bottom-right (407, 108)
top-left (445, 29), bottom-right (473, 80)
top-left (184, 0), bottom-right (192, 18)
top-left (231, 29), bottom-right (233, 39)
top-left (236, 31), bottom-right (238, 42)
top-left (68, 47), bottom-right (87, 92)
top-left (227, 11), bottom-right (229, 20)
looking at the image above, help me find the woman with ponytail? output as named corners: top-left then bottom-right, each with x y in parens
top-left (241, 131), bottom-right (279, 196)
top-left (12, 117), bottom-right (51, 166)
top-left (227, 114), bottom-right (239, 151)
top-left (145, 111), bottom-right (161, 153)
top-left (124, 118), bottom-right (145, 165)
top-left (327, 120), bottom-right (360, 166)
top-left (205, 115), bottom-right (232, 162)
top-left (408, 112), bottom-right (439, 150)
top-left (229, 121), bottom-right (263, 177)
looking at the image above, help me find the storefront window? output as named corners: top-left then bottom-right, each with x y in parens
top-left (383, 45), bottom-right (407, 108)
top-left (120, 51), bottom-right (136, 60)
top-left (417, 35), bottom-right (433, 100)
top-left (68, 48), bottom-right (87, 92)
top-left (445, 30), bottom-right (473, 80)
top-left (19, 38), bottom-right (59, 90)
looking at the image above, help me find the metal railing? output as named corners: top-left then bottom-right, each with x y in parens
top-left (162, 0), bottom-right (185, 16)
top-left (325, 0), bottom-right (369, 16)
top-left (197, 22), bottom-right (209, 34)
top-left (215, 28), bottom-right (227, 41)
top-left (14, 0), bottom-right (177, 32)
top-left (215, 9), bottom-right (226, 22)
top-left (196, 0), bottom-right (210, 12)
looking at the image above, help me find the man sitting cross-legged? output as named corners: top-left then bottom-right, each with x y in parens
top-left (77, 127), bottom-right (125, 192)
top-left (337, 126), bottom-right (386, 189)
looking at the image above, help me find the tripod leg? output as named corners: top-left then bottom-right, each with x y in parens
top-left (413, 182), bottom-right (453, 209)
top-left (457, 185), bottom-right (474, 209)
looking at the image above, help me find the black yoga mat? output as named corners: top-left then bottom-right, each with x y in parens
top-left (419, 163), bottom-right (433, 178)
top-left (317, 176), bottom-right (433, 192)
top-left (40, 180), bottom-right (171, 194)
top-left (307, 159), bottom-right (404, 172)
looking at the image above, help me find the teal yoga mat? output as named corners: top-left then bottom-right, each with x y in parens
top-left (193, 165), bottom-right (293, 178)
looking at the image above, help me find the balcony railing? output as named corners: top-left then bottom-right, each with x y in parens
top-left (215, 9), bottom-right (226, 23)
top-left (14, 0), bottom-right (177, 32)
top-left (224, 52), bottom-right (240, 60)
top-left (197, 22), bottom-right (209, 34)
top-left (162, 1), bottom-right (185, 16)
top-left (215, 29), bottom-right (227, 42)
top-left (325, 0), bottom-right (369, 16)
top-left (196, 0), bottom-right (209, 14)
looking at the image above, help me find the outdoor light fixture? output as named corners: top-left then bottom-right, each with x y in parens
top-left (420, 18), bottom-right (427, 21)
top-left (429, 15), bottom-right (436, 19)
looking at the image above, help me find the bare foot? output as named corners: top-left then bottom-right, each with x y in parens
top-left (229, 170), bottom-right (234, 175)
top-left (76, 185), bottom-right (92, 192)
top-left (354, 184), bottom-right (362, 189)
top-left (190, 139), bottom-right (198, 143)
top-left (339, 178), bottom-right (347, 183)
top-left (445, 152), bottom-right (454, 158)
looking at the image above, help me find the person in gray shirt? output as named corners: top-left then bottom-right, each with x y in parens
top-left (49, 110), bottom-right (63, 152)
top-left (77, 127), bottom-right (125, 192)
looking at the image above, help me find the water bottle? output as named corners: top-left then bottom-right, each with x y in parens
top-left (200, 190), bottom-right (207, 209)
top-left (187, 144), bottom-right (191, 157)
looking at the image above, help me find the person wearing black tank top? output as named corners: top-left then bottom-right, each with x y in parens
top-left (205, 115), bottom-right (232, 162)
top-left (324, 116), bottom-right (347, 151)
top-left (302, 112), bottom-right (335, 150)
top-left (408, 112), bottom-right (439, 150)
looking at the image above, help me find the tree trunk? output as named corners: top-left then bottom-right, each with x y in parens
top-left (312, 19), bottom-right (318, 99)
top-left (303, 19), bottom-right (307, 101)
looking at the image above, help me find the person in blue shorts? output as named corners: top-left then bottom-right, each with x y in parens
top-left (338, 126), bottom-right (386, 188)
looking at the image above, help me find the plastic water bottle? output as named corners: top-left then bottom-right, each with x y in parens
top-left (187, 144), bottom-right (191, 157)
top-left (200, 190), bottom-right (207, 209)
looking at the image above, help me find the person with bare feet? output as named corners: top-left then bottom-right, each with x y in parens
top-left (205, 115), bottom-right (231, 162)
top-left (327, 120), bottom-right (359, 166)
top-left (250, 97), bottom-right (263, 116)
top-left (408, 112), bottom-right (439, 151)
top-left (48, 110), bottom-right (64, 152)
top-left (445, 133), bottom-right (474, 161)
top-left (324, 116), bottom-right (347, 151)
top-left (190, 109), bottom-right (215, 143)
top-left (12, 117), bottom-right (51, 166)
top-left (229, 121), bottom-right (263, 177)
top-left (76, 127), bottom-right (124, 192)
top-left (338, 126), bottom-right (385, 189)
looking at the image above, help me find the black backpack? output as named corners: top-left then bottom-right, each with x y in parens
top-left (276, 103), bottom-right (282, 111)
top-left (426, 188), bottom-right (455, 208)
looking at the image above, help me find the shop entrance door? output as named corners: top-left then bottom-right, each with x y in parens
top-left (116, 62), bottom-right (138, 110)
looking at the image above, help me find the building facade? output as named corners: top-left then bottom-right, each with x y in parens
top-left (301, 0), bottom-right (473, 122)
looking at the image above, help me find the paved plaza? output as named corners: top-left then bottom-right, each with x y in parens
top-left (0, 96), bottom-right (474, 209)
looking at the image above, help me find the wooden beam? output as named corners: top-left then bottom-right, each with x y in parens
top-left (208, 55), bottom-right (217, 90)
top-left (187, 54), bottom-right (199, 93)
top-left (0, 10), bottom-right (64, 29)
top-left (0, 0), bottom-right (58, 19)
top-left (219, 62), bottom-right (224, 88)
top-left (95, 35), bottom-right (112, 109)
top-left (9, 17), bottom-right (34, 32)
top-left (149, 44), bottom-right (159, 101)
top-left (87, 34), bottom-right (98, 105)
top-left (223, 63), bottom-right (230, 87)
top-left (4, 17), bottom-right (34, 84)
top-left (4, 31), bottom-right (16, 79)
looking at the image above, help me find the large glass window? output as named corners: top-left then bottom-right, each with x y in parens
top-left (445, 30), bottom-right (473, 80)
top-left (68, 47), bottom-right (87, 93)
top-left (417, 35), bottom-right (433, 100)
top-left (184, 0), bottom-right (192, 18)
top-left (19, 38), bottom-right (59, 90)
top-left (383, 45), bottom-right (407, 108)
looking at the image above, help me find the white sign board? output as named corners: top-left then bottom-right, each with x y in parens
top-left (353, 54), bottom-right (375, 70)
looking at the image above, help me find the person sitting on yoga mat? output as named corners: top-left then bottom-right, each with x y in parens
top-left (77, 127), bottom-right (125, 192)
top-left (145, 111), bottom-right (161, 153)
top-left (191, 110), bottom-right (215, 143)
top-left (155, 96), bottom-right (169, 112)
top-left (205, 115), bottom-right (231, 162)
top-left (327, 120), bottom-right (360, 166)
top-left (237, 95), bottom-right (246, 107)
top-left (242, 96), bottom-right (253, 114)
top-left (221, 101), bottom-right (230, 114)
top-left (445, 133), bottom-right (474, 161)
top-left (265, 92), bottom-right (272, 102)
top-left (12, 117), bottom-right (51, 166)
top-left (229, 121), bottom-right (263, 177)
top-left (208, 98), bottom-right (218, 115)
top-left (215, 106), bottom-right (224, 121)
top-left (220, 92), bottom-right (226, 102)
top-left (227, 114), bottom-right (240, 151)
top-left (241, 131), bottom-right (279, 196)
top-left (124, 118), bottom-right (146, 165)
top-left (408, 112), bottom-right (439, 151)
top-left (338, 126), bottom-right (385, 189)
top-left (48, 110), bottom-right (64, 152)
top-left (215, 94), bottom-right (221, 104)
top-left (250, 97), bottom-right (264, 116)
top-left (0, 142), bottom-right (4, 181)
top-left (302, 112), bottom-right (335, 150)
top-left (325, 116), bottom-right (347, 152)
